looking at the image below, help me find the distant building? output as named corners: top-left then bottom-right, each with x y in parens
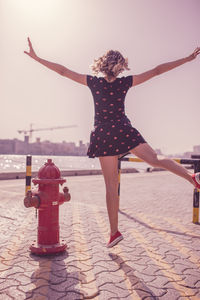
top-left (183, 151), bottom-right (193, 158)
top-left (193, 145), bottom-right (200, 154)
top-left (14, 139), bottom-right (29, 154)
top-left (0, 138), bottom-right (89, 156)
top-left (0, 139), bottom-right (15, 154)
top-left (77, 140), bottom-right (88, 156)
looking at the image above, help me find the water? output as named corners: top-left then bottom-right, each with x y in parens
top-left (0, 154), bottom-right (149, 173)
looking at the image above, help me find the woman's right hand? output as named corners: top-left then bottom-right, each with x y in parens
top-left (24, 37), bottom-right (38, 60)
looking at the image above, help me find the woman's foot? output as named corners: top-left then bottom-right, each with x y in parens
top-left (192, 173), bottom-right (200, 189)
top-left (107, 231), bottom-right (123, 248)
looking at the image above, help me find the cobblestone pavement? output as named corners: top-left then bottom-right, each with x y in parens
top-left (0, 171), bottom-right (200, 299)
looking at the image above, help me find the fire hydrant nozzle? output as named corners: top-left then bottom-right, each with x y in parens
top-left (63, 186), bottom-right (71, 202)
top-left (24, 191), bottom-right (40, 208)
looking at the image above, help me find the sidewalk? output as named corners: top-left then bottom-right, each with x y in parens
top-left (0, 171), bottom-right (200, 299)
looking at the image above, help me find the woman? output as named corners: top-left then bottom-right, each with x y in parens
top-left (24, 38), bottom-right (200, 248)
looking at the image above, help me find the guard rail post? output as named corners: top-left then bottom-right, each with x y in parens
top-left (118, 159), bottom-right (121, 202)
top-left (25, 155), bottom-right (32, 195)
top-left (193, 160), bottom-right (200, 224)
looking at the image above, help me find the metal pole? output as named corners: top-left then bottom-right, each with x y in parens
top-left (191, 155), bottom-right (200, 159)
top-left (193, 161), bottom-right (200, 224)
top-left (118, 159), bottom-right (121, 203)
top-left (25, 155), bottom-right (32, 195)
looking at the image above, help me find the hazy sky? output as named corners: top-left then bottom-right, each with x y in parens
top-left (1, 0), bottom-right (200, 155)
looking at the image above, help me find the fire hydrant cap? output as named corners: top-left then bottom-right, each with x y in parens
top-left (38, 159), bottom-right (61, 179)
top-left (32, 159), bottom-right (66, 185)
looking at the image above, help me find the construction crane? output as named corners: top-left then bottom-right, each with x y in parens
top-left (18, 123), bottom-right (77, 142)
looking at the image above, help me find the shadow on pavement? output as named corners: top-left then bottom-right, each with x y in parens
top-left (109, 252), bottom-right (159, 299)
top-left (119, 209), bottom-right (200, 239)
top-left (25, 250), bottom-right (83, 299)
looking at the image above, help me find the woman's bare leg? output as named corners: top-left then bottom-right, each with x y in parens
top-left (130, 143), bottom-right (195, 186)
top-left (99, 155), bottom-right (119, 235)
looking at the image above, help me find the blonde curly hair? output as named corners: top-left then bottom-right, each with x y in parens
top-left (90, 50), bottom-right (130, 80)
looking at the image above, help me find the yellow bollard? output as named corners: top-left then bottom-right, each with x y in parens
top-left (25, 155), bottom-right (32, 195)
top-left (193, 188), bottom-right (199, 224)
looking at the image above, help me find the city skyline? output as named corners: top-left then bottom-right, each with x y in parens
top-left (0, 137), bottom-right (89, 156)
top-left (1, 0), bottom-right (200, 155)
top-left (0, 136), bottom-right (199, 158)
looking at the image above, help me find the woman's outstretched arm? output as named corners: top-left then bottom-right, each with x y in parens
top-left (132, 47), bottom-right (200, 87)
top-left (24, 37), bottom-right (87, 85)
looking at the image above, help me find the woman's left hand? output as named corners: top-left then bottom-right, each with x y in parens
top-left (24, 37), bottom-right (38, 60)
top-left (188, 47), bottom-right (200, 61)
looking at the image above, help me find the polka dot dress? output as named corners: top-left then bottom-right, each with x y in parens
top-left (87, 75), bottom-right (146, 158)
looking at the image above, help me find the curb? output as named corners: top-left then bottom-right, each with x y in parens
top-left (0, 168), bottom-right (139, 180)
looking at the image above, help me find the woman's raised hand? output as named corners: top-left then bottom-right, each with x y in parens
top-left (24, 37), bottom-right (38, 59)
top-left (188, 47), bottom-right (200, 61)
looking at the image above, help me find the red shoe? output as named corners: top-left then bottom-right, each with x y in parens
top-left (107, 231), bottom-right (123, 248)
top-left (192, 173), bottom-right (200, 189)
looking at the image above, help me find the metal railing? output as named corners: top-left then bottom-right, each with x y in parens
top-left (118, 154), bottom-right (200, 224)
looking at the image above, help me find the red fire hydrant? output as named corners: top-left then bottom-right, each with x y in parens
top-left (24, 159), bottom-right (70, 255)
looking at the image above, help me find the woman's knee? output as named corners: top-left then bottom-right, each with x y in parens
top-left (150, 155), bottom-right (168, 167)
top-left (147, 153), bottom-right (161, 167)
top-left (131, 143), bottom-right (160, 167)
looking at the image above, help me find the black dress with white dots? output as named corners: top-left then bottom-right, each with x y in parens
top-left (87, 75), bottom-right (146, 158)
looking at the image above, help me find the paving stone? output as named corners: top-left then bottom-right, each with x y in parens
top-left (174, 264), bottom-right (199, 276)
top-left (132, 288), bottom-right (158, 299)
top-left (102, 283), bottom-right (132, 298)
top-left (180, 275), bottom-right (200, 289)
top-left (109, 293), bottom-right (138, 300)
top-left (195, 281), bottom-right (200, 288)
top-left (150, 275), bottom-right (176, 288)
top-left (17, 282), bottom-right (39, 294)
top-left (0, 278), bottom-right (20, 291)
top-left (93, 260), bottom-right (120, 273)
top-left (182, 268), bottom-right (200, 277)
top-left (142, 263), bottom-right (161, 274)
top-left (98, 288), bottom-right (118, 299)
top-left (58, 291), bottom-right (84, 299)
top-left (0, 292), bottom-right (14, 300)
top-left (142, 286), bottom-right (167, 299)
top-left (46, 290), bottom-right (68, 300)
top-left (163, 282), bottom-right (198, 297)
top-left (177, 297), bottom-right (198, 300)
top-left (163, 253), bottom-right (182, 264)
top-left (1, 286), bottom-right (26, 299)
top-left (159, 287), bottom-right (184, 299)
top-left (49, 277), bottom-right (80, 293)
